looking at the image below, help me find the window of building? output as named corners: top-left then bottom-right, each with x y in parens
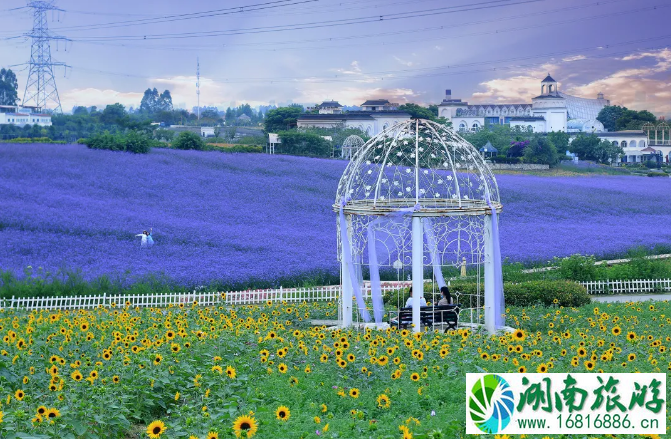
top-left (472, 122), bottom-right (480, 132)
top-left (527, 125), bottom-right (533, 132)
top-left (459, 122), bottom-right (467, 132)
top-left (620, 141), bottom-right (627, 148)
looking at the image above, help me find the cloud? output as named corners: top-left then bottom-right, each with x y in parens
top-left (567, 48), bottom-right (671, 116)
top-left (467, 48), bottom-right (671, 116)
top-left (469, 63), bottom-right (559, 103)
top-left (393, 56), bottom-right (413, 67)
top-left (60, 88), bottom-right (143, 110)
top-left (562, 55), bottom-right (586, 62)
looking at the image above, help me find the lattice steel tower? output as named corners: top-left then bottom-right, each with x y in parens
top-left (23, 0), bottom-right (69, 113)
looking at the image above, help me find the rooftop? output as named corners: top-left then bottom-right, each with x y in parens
top-left (361, 99), bottom-right (390, 106)
top-left (318, 101), bottom-right (343, 108)
top-left (541, 74), bottom-right (557, 83)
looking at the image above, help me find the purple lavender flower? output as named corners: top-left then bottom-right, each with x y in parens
top-left (1, 143), bottom-right (670, 288)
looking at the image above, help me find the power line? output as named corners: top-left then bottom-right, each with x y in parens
top-left (65, 36), bottom-right (671, 85)
top-left (49, 0), bottom-right (319, 32)
top-left (67, 0), bottom-right (553, 42)
top-left (66, 0), bottom-right (654, 53)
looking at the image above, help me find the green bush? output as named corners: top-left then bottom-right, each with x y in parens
top-left (0, 137), bottom-right (65, 144)
top-left (647, 171), bottom-right (667, 177)
top-left (558, 254), bottom-right (597, 281)
top-left (83, 131), bottom-right (152, 153)
top-left (172, 131), bottom-right (205, 150)
top-left (383, 280), bottom-right (590, 308)
top-left (276, 130), bottom-right (331, 157)
top-left (85, 132), bottom-right (125, 151)
top-left (223, 145), bottom-right (262, 153)
top-left (490, 156), bottom-right (521, 164)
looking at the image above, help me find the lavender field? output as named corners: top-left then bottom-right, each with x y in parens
top-left (1, 143), bottom-right (670, 288)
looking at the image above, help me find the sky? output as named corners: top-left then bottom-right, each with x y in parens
top-left (0, 0), bottom-right (670, 116)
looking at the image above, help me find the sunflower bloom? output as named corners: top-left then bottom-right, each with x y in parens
top-left (146, 420), bottom-right (167, 438)
top-left (275, 405), bottom-right (290, 421)
top-left (233, 414), bottom-right (258, 438)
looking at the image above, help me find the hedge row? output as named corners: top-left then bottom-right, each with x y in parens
top-left (1, 137), bottom-right (66, 144)
top-left (383, 280), bottom-right (590, 308)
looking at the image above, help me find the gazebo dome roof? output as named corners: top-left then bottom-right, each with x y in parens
top-left (335, 119), bottom-right (501, 216)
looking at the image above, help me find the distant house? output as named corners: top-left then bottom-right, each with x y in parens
top-left (313, 101), bottom-right (343, 114)
top-left (237, 114), bottom-right (252, 123)
top-left (0, 105), bottom-right (52, 127)
top-left (297, 98), bottom-right (409, 136)
top-left (360, 99), bottom-right (399, 112)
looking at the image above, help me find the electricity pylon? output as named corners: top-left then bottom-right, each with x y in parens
top-left (22, 0), bottom-right (70, 113)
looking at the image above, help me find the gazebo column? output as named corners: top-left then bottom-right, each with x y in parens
top-left (484, 214), bottom-right (495, 334)
top-left (341, 215), bottom-right (353, 327)
top-left (411, 216), bottom-right (423, 333)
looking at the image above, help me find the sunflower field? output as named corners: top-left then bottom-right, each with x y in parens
top-left (0, 299), bottom-right (670, 439)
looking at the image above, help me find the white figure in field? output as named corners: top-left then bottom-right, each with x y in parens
top-left (136, 228), bottom-right (154, 248)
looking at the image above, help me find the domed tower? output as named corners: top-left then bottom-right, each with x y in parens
top-left (532, 73), bottom-right (567, 132)
top-left (541, 73), bottom-right (558, 96)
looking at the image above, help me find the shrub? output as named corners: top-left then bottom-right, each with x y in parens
top-left (123, 130), bottom-right (152, 154)
top-left (558, 254), bottom-right (597, 281)
top-left (172, 131), bottom-right (205, 150)
top-left (647, 171), bottom-right (667, 177)
top-left (490, 156), bottom-right (521, 164)
top-left (222, 145), bottom-right (262, 153)
top-left (0, 137), bottom-right (65, 144)
top-left (83, 131), bottom-right (152, 153)
top-left (84, 132), bottom-right (124, 151)
top-left (276, 130), bottom-right (331, 157)
top-left (383, 280), bottom-right (590, 308)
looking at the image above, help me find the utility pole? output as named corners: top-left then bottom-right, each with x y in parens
top-left (196, 57), bottom-right (200, 124)
top-left (22, 0), bottom-right (70, 113)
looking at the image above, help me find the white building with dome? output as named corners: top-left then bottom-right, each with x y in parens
top-left (437, 74), bottom-right (609, 134)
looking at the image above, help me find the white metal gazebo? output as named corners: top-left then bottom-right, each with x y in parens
top-left (341, 135), bottom-right (366, 160)
top-left (334, 119), bottom-right (505, 333)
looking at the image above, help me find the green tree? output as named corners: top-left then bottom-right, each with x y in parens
top-left (547, 131), bottom-right (570, 155)
top-left (140, 88), bottom-right (159, 114)
top-left (100, 103), bottom-right (127, 125)
top-left (0, 68), bottom-right (19, 105)
top-left (72, 106), bottom-right (89, 116)
top-left (276, 130), bottom-right (330, 157)
top-left (524, 136), bottom-right (559, 166)
top-left (140, 88), bottom-right (172, 114)
top-left (172, 131), bottom-right (205, 150)
top-left (569, 133), bottom-right (622, 164)
top-left (158, 90), bottom-right (173, 112)
top-left (615, 109), bottom-right (656, 130)
top-left (596, 105), bottom-right (625, 131)
top-left (398, 103), bottom-right (435, 120)
top-left (264, 107), bottom-right (303, 132)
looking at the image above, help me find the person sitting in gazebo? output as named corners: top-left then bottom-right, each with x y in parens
top-left (437, 286), bottom-right (452, 305)
top-left (405, 286), bottom-right (427, 308)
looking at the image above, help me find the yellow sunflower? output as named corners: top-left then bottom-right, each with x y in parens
top-left (275, 405), bottom-right (291, 421)
top-left (233, 414), bottom-right (259, 438)
top-left (349, 388), bottom-right (360, 398)
top-left (146, 420), bottom-right (167, 438)
top-left (376, 393), bottom-right (391, 409)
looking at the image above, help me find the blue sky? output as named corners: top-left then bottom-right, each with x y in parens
top-left (1, 0), bottom-right (670, 116)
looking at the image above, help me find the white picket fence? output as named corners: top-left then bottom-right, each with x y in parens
top-left (580, 278), bottom-right (671, 295)
top-left (3, 278), bottom-right (670, 312)
top-left (0, 282), bottom-right (412, 311)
